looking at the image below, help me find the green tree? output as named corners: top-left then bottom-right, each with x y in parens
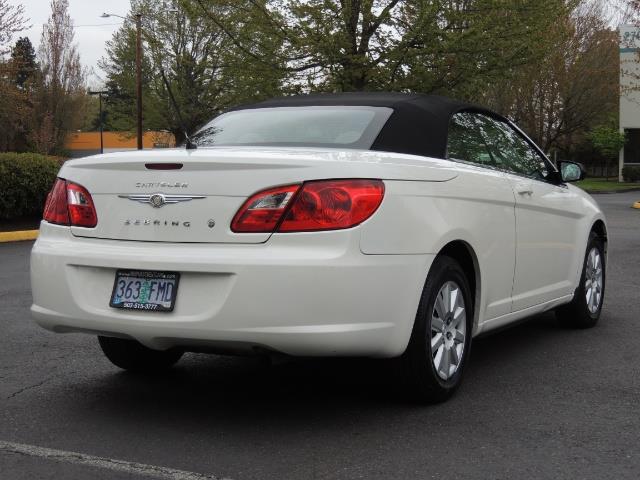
top-left (0, 0), bottom-right (28, 55)
top-left (589, 125), bottom-right (626, 158)
top-left (0, 38), bottom-right (34, 151)
top-left (0, 3), bottom-right (29, 152)
top-left (588, 123), bottom-right (626, 180)
top-left (189, 0), bottom-right (571, 96)
top-left (101, 0), bottom-right (285, 142)
top-left (31, 0), bottom-right (86, 155)
top-left (481, 2), bottom-right (618, 159)
top-left (11, 36), bottom-right (36, 88)
top-left (0, 67), bottom-right (29, 151)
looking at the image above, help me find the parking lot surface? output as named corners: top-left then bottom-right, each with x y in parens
top-left (1, 192), bottom-right (639, 480)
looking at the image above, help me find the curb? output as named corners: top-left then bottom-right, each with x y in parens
top-left (0, 230), bottom-right (39, 243)
top-left (586, 187), bottom-right (640, 194)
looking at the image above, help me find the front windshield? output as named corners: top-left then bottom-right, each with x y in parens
top-left (191, 106), bottom-right (393, 149)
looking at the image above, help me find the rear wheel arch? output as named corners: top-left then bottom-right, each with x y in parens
top-left (436, 240), bottom-right (481, 333)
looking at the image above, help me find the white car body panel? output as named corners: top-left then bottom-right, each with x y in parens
top-left (508, 176), bottom-right (588, 311)
top-left (31, 147), bottom-right (607, 357)
top-left (32, 221), bottom-right (431, 357)
top-left (65, 147), bottom-right (456, 244)
top-left (361, 162), bottom-right (517, 321)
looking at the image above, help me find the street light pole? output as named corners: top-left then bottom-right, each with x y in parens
top-left (88, 90), bottom-right (108, 154)
top-left (135, 13), bottom-right (143, 150)
top-left (101, 12), bottom-right (143, 150)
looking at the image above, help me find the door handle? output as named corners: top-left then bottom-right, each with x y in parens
top-left (515, 181), bottom-right (534, 196)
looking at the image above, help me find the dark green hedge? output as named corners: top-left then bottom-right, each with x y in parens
top-left (0, 153), bottom-right (62, 220)
top-left (623, 165), bottom-right (640, 183)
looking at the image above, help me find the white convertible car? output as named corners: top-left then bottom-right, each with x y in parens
top-left (31, 93), bottom-right (607, 402)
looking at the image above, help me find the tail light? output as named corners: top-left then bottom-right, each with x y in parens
top-left (231, 184), bottom-right (299, 233)
top-left (42, 178), bottom-right (69, 225)
top-left (43, 178), bottom-right (98, 228)
top-left (231, 179), bottom-right (384, 233)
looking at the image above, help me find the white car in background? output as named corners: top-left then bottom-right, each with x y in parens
top-left (30, 93), bottom-right (607, 402)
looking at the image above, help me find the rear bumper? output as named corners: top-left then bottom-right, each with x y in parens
top-left (31, 222), bottom-right (433, 357)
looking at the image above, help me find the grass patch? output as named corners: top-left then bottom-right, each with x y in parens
top-left (575, 178), bottom-right (640, 192)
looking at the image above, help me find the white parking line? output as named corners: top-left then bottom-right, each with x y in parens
top-left (0, 440), bottom-right (227, 480)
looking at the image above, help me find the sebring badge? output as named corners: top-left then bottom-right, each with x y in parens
top-left (124, 219), bottom-right (191, 227)
top-left (119, 193), bottom-right (205, 208)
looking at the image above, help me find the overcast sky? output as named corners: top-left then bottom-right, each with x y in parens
top-left (10, 0), bottom-right (132, 87)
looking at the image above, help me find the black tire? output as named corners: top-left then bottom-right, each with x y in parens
top-left (555, 232), bottom-right (605, 328)
top-left (98, 336), bottom-right (183, 372)
top-left (399, 255), bottom-right (473, 403)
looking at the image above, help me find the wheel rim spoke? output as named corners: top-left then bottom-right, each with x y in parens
top-left (432, 317), bottom-right (445, 333)
top-left (450, 344), bottom-right (460, 365)
top-left (454, 329), bottom-right (465, 344)
top-left (435, 293), bottom-right (446, 321)
top-left (431, 332), bottom-right (444, 350)
top-left (449, 287), bottom-right (458, 314)
top-left (439, 345), bottom-right (451, 377)
top-left (443, 283), bottom-right (452, 312)
top-left (433, 345), bottom-right (444, 369)
top-left (453, 307), bottom-right (465, 328)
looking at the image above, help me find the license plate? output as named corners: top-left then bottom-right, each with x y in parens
top-left (109, 270), bottom-right (180, 312)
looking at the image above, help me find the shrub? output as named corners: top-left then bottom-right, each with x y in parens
top-left (623, 165), bottom-right (640, 183)
top-left (0, 153), bottom-right (63, 220)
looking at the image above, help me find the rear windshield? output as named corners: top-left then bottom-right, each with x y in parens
top-left (191, 106), bottom-right (393, 149)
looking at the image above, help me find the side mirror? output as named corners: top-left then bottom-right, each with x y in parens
top-left (558, 161), bottom-right (586, 183)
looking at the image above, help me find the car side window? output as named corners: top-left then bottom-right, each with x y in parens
top-left (447, 113), bottom-right (497, 167)
top-left (475, 115), bottom-right (550, 180)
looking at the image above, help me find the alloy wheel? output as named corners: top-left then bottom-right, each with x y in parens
top-left (585, 247), bottom-right (603, 314)
top-left (430, 281), bottom-right (467, 380)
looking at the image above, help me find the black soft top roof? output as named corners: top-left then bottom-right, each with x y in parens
top-left (231, 92), bottom-right (501, 159)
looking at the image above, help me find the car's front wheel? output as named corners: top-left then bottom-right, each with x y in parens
top-left (555, 232), bottom-right (605, 328)
top-left (400, 255), bottom-right (473, 403)
top-left (98, 336), bottom-right (183, 372)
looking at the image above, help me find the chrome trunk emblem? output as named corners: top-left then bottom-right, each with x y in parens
top-left (119, 193), bottom-right (205, 208)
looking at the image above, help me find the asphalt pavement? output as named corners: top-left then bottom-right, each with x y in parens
top-left (1, 192), bottom-right (639, 480)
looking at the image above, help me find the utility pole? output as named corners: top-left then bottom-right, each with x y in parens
top-left (88, 90), bottom-right (108, 154)
top-left (135, 13), bottom-right (143, 150)
top-left (101, 11), bottom-right (143, 150)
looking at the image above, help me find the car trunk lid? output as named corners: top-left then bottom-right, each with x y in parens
top-left (60, 147), bottom-right (457, 243)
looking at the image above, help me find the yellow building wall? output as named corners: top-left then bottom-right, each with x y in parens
top-left (66, 131), bottom-right (176, 151)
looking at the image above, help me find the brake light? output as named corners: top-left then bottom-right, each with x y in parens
top-left (43, 178), bottom-right (69, 225)
top-left (279, 179), bottom-right (384, 232)
top-left (145, 163), bottom-right (183, 170)
top-left (43, 179), bottom-right (98, 228)
top-left (231, 184), bottom-right (300, 232)
top-left (231, 179), bottom-right (384, 233)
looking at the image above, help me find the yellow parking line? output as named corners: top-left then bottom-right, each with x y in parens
top-left (0, 230), bottom-right (39, 243)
